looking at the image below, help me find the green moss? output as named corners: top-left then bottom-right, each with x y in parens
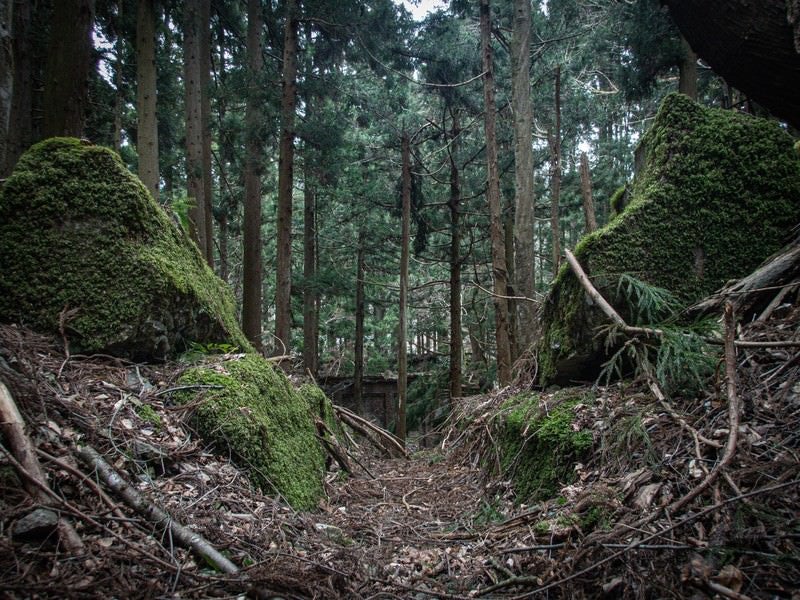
top-left (538, 94), bottom-right (800, 384)
top-left (498, 390), bottom-right (594, 502)
top-left (609, 185), bottom-right (628, 217)
top-left (176, 354), bottom-right (329, 509)
top-left (0, 138), bottom-right (251, 360)
top-left (134, 403), bottom-right (162, 429)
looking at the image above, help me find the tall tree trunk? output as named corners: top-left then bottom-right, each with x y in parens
top-left (184, 1), bottom-right (208, 257)
top-left (397, 133), bottom-right (411, 444)
top-left (549, 64), bottom-right (562, 277)
top-left (136, 0), bottom-right (159, 201)
top-left (241, 0), bottom-right (264, 352)
top-left (447, 110), bottom-right (462, 401)
top-left (112, 0), bottom-right (123, 153)
top-left (579, 152), bottom-right (597, 234)
top-left (678, 34), bottom-right (698, 99)
top-left (480, 0), bottom-right (512, 387)
top-left (42, 0), bottom-right (95, 138)
top-left (199, 0), bottom-right (214, 267)
top-left (353, 232), bottom-right (366, 415)
top-left (275, 0), bottom-right (298, 355)
top-left (511, 0), bottom-right (536, 352)
top-left (215, 17), bottom-right (231, 283)
top-left (303, 161), bottom-right (319, 376)
top-left (0, 0), bottom-right (12, 174)
top-left (3, 0), bottom-right (31, 176)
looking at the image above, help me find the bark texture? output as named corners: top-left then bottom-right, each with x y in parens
top-left (665, 0), bottom-right (800, 128)
top-left (448, 111), bottom-right (462, 400)
top-left (480, 0), bottom-right (512, 386)
top-left (0, 0), bottom-right (12, 175)
top-left (136, 0), bottom-right (159, 201)
top-left (353, 234), bottom-right (366, 415)
top-left (549, 64), bottom-right (562, 275)
top-left (303, 162), bottom-right (319, 375)
top-left (397, 133), bottom-right (411, 443)
top-left (242, 0), bottom-right (264, 352)
top-left (275, 0), bottom-right (298, 355)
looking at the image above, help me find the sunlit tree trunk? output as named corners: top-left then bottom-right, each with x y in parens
top-left (511, 0), bottom-right (536, 352)
top-left (275, 0), bottom-right (298, 355)
top-left (480, 0), bottom-right (512, 386)
top-left (184, 1), bottom-right (208, 257)
top-left (579, 152), bottom-right (597, 234)
top-left (397, 133), bottom-right (411, 443)
top-left (136, 0), bottom-right (159, 201)
top-left (112, 1), bottom-right (124, 153)
top-left (42, 0), bottom-right (94, 138)
top-left (242, 0), bottom-right (264, 352)
top-left (448, 109), bottom-right (462, 401)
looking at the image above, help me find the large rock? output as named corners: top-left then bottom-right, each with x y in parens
top-left (0, 138), bottom-right (250, 360)
top-left (176, 354), bottom-right (335, 509)
top-left (538, 94), bottom-right (800, 384)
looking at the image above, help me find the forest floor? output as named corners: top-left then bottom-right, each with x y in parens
top-left (1, 305), bottom-right (799, 599)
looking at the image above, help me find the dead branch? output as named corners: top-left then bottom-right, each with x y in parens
top-left (334, 404), bottom-right (408, 459)
top-left (315, 418), bottom-right (352, 474)
top-left (75, 444), bottom-right (240, 575)
top-left (0, 381), bottom-right (85, 553)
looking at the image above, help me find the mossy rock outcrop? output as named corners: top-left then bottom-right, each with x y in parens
top-left (0, 138), bottom-right (250, 360)
top-left (538, 94), bottom-right (800, 384)
top-left (499, 390), bottom-right (594, 501)
top-left (177, 354), bottom-right (331, 509)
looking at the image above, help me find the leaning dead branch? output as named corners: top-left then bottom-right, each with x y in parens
top-left (334, 404), bottom-right (408, 458)
top-left (74, 444), bottom-right (240, 575)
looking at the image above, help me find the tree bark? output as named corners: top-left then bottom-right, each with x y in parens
top-left (678, 34), bottom-right (698, 99)
top-left (275, 0), bottom-right (298, 355)
top-left (242, 0), bottom-right (264, 352)
top-left (112, 0), bottom-right (124, 153)
top-left (184, 1), bottom-right (208, 257)
top-left (549, 64), bottom-right (562, 276)
top-left (665, 0), bottom-right (800, 128)
top-left (353, 232), bottom-right (366, 415)
top-left (42, 0), bottom-right (95, 138)
top-left (136, 0), bottom-right (159, 201)
top-left (303, 161), bottom-right (319, 376)
top-left (579, 152), bottom-right (597, 234)
top-left (511, 0), bottom-right (536, 353)
top-left (0, 0), bottom-right (12, 174)
top-left (480, 0), bottom-right (512, 387)
top-left (3, 0), bottom-right (31, 176)
top-left (199, 0), bottom-right (214, 267)
top-left (397, 133), bottom-right (411, 443)
top-left (448, 109), bottom-right (462, 401)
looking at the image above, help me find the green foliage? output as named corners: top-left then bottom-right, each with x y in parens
top-left (614, 273), bottom-right (680, 324)
top-left (134, 403), bottom-right (163, 429)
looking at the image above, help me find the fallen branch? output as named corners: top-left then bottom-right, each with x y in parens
top-left (315, 418), bottom-right (352, 474)
top-left (75, 444), bottom-right (239, 575)
top-left (0, 381), bottom-right (84, 554)
top-left (334, 404), bottom-right (408, 459)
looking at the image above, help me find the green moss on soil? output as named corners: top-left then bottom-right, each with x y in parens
top-left (499, 390), bottom-right (594, 502)
top-left (538, 94), bottom-right (800, 384)
top-left (0, 137), bottom-right (250, 359)
top-left (177, 354), bottom-right (330, 509)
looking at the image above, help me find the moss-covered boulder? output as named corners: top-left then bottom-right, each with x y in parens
top-left (177, 354), bottom-right (330, 509)
top-left (538, 94), bottom-right (800, 384)
top-left (0, 138), bottom-right (250, 360)
top-left (499, 390), bottom-right (594, 501)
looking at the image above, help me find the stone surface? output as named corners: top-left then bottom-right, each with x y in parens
top-left (0, 138), bottom-right (251, 360)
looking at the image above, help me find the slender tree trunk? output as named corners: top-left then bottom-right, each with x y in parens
top-left (42, 0), bottom-right (95, 138)
top-left (480, 0), bottom-right (512, 387)
top-left (579, 152), bottom-right (597, 234)
top-left (511, 0), bottom-right (536, 352)
top-left (275, 0), bottom-right (298, 355)
top-left (241, 0), bottom-right (264, 352)
top-left (136, 0), bottom-right (159, 201)
top-left (199, 0), bottom-right (214, 267)
top-left (216, 18), bottom-right (231, 283)
top-left (184, 2), bottom-right (208, 257)
top-left (353, 232), bottom-right (366, 415)
top-left (0, 0), bottom-right (12, 174)
top-left (549, 64), bottom-right (562, 276)
top-left (303, 161), bottom-right (319, 376)
top-left (678, 34), bottom-right (698, 99)
top-left (397, 133), bottom-right (411, 444)
top-left (112, 0), bottom-right (123, 153)
top-left (448, 110), bottom-right (462, 401)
